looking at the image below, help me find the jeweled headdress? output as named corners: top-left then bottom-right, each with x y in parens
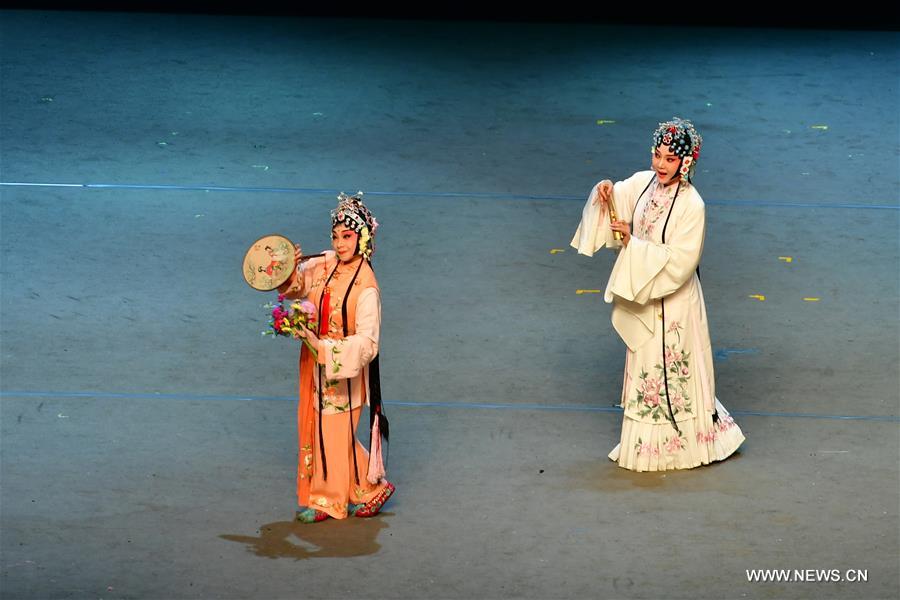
top-left (652, 117), bottom-right (703, 182)
top-left (331, 191), bottom-right (379, 259)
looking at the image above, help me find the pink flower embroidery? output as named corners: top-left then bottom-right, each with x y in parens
top-left (665, 435), bottom-right (685, 453)
top-left (715, 415), bottom-right (736, 432)
top-left (640, 378), bottom-right (662, 407)
top-left (664, 348), bottom-right (682, 366)
top-left (697, 431), bottom-right (717, 443)
top-left (637, 442), bottom-right (660, 456)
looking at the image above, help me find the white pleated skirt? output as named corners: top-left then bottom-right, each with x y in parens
top-left (609, 398), bottom-right (745, 472)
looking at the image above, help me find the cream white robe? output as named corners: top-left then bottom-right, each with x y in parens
top-left (572, 171), bottom-right (745, 471)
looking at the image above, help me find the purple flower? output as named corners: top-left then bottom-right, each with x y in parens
top-left (299, 300), bottom-right (317, 316)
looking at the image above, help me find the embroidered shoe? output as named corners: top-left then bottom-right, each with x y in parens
top-left (296, 508), bottom-right (329, 523)
top-left (354, 481), bottom-right (395, 518)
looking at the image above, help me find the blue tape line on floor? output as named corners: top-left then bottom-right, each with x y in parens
top-left (1, 181), bottom-right (897, 210)
top-left (2, 390), bottom-right (897, 421)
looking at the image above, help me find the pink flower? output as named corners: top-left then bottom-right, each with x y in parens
top-left (640, 378), bottom-right (662, 407)
top-left (665, 348), bottom-right (681, 366)
top-left (642, 377), bottom-right (661, 393)
top-left (716, 415), bottom-right (735, 432)
top-left (697, 431), bottom-right (716, 443)
top-left (277, 293), bottom-right (286, 302)
top-left (671, 393), bottom-right (685, 410)
top-left (667, 321), bottom-right (681, 333)
top-left (299, 300), bottom-right (317, 316)
top-left (636, 442), bottom-right (659, 456)
top-left (681, 366), bottom-right (690, 376)
top-left (665, 436), bottom-right (684, 453)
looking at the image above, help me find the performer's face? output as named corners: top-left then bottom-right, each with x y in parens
top-left (652, 144), bottom-right (682, 185)
top-left (331, 224), bottom-right (359, 262)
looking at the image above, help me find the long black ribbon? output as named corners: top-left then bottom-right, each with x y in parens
top-left (659, 180), bottom-right (682, 436)
top-left (314, 261), bottom-right (343, 481)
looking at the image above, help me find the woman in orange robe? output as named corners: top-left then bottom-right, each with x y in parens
top-left (278, 192), bottom-right (394, 522)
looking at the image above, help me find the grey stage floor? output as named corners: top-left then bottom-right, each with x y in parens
top-left (1, 10), bottom-right (898, 600)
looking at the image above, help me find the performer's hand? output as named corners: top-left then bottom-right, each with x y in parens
top-left (610, 220), bottom-right (631, 247)
top-left (593, 180), bottom-right (613, 206)
top-left (297, 326), bottom-right (320, 349)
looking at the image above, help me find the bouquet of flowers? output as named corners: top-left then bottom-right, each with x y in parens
top-left (262, 294), bottom-right (318, 357)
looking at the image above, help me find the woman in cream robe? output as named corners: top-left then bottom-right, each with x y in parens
top-left (572, 118), bottom-right (745, 472)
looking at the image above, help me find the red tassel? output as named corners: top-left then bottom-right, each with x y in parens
top-left (319, 286), bottom-right (330, 336)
